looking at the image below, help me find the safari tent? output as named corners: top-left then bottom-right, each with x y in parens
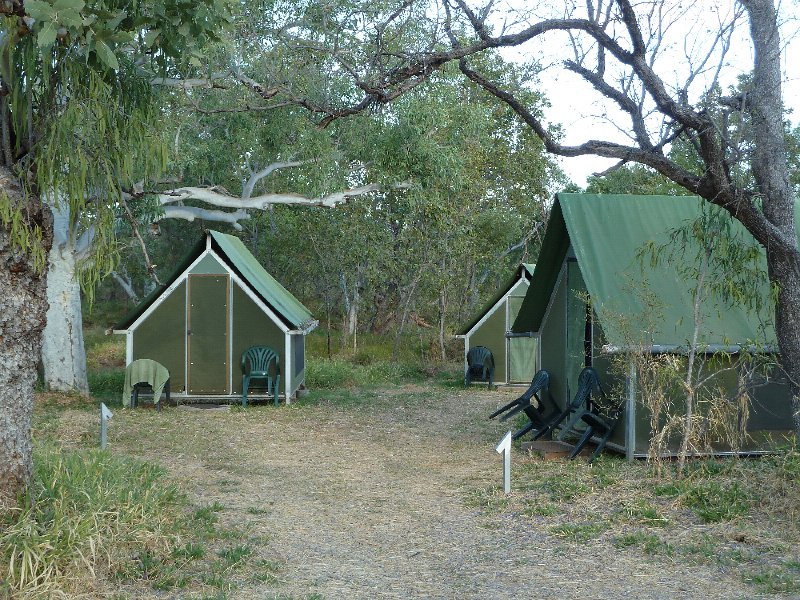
top-left (113, 230), bottom-right (318, 402)
top-left (511, 193), bottom-right (793, 458)
top-left (456, 264), bottom-right (538, 386)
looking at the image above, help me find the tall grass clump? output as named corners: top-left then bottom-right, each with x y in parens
top-left (306, 358), bottom-right (423, 389)
top-left (0, 444), bottom-right (184, 597)
top-left (87, 369), bottom-right (125, 399)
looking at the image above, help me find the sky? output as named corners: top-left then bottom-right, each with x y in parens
top-left (496, 1), bottom-right (800, 187)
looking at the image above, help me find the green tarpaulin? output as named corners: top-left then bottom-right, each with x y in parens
top-left (513, 194), bottom-right (784, 348)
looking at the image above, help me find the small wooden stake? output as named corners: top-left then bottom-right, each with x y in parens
top-left (495, 430), bottom-right (512, 494)
top-left (100, 403), bottom-right (113, 449)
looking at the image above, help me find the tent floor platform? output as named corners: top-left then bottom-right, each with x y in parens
top-left (126, 394), bottom-right (292, 406)
top-left (494, 383), bottom-right (534, 391)
top-left (520, 440), bottom-right (590, 460)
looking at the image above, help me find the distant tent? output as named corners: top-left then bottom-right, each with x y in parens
top-left (511, 193), bottom-right (793, 457)
top-left (113, 230), bottom-right (318, 402)
top-left (457, 264), bottom-right (538, 386)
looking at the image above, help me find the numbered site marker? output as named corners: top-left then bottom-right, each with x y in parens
top-left (100, 403), bottom-right (114, 449)
top-left (495, 430), bottom-right (512, 494)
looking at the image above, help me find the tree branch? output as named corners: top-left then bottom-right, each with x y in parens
top-left (157, 183), bottom-right (409, 213)
top-left (120, 197), bottom-right (162, 285)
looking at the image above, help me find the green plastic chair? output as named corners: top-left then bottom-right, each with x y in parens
top-left (241, 346), bottom-right (280, 407)
top-left (465, 346), bottom-right (495, 387)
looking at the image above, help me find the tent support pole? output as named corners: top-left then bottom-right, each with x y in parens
top-left (625, 360), bottom-right (636, 462)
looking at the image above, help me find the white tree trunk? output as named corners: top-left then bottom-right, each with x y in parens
top-left (41, 204), bottom-right (89, 394)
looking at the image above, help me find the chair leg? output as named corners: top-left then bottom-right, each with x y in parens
top-left (512, 421), bottom-right (536, 440)
top-left (569, 426), bottom-right (595, 460)
top-left (242, 376), bottom-right (249, 407)
top-left (273, 375), bottom-right (280, 406)
top-left (533, 408), bottom-right (571, 441)
top-left (555, 410), bottom-right (586, 442)
top-left (499, 402), bottom-right (529, 422)
top-left (588, 427), bottom-right (615, 464)
top-left (132, 385), bottom-right (139, 409)
top-left (489, 397), bottom-right (522, 420)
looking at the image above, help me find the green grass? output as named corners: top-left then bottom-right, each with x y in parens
top-left (744, 567), bottom-right (800, 594)
top-left (654, 478), bottom-right (752, 523)
top-left (87, 369), bottom-right (125, 400)
top-left (0, 444), bottom-right (184, 596)
top-left (218, 545), bottom-right (253, 568)
top-left (9, 397), bottom-right (274, 598)
top-left (549, 521), bottom-right (609, 542)
top-left (615, 499), bottom-right (669, 527)
top-left (612, 531), bottom-right (675, 555)
top-left (463, 485), bottom-right (511, 513)
top-left (467, 450), bottom-right (800, 596)
top-left (304, 358), bottom-right (424, 389)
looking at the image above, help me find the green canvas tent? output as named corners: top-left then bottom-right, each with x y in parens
top-left (113, 230), bottom-right (318, 403)
top-left (456, 264), bottom-right (538, 386)
top-left (511, 193), bottom-right (793, 458)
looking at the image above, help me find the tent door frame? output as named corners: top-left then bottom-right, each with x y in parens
top-left (187, 273), bottom-right (231, 395)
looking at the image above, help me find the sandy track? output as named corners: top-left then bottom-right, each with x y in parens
top-left (111, 387), bottom-right (772, 600)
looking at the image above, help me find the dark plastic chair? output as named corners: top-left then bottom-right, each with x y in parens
top-left (131, 380), bottom-right (169, 412)
top-left (123, 358), bottom-right (170, 411)
top-left (241, 346), bottom-right (280, 407)
top-left (531, 367), bottom-right (605, 442)
top-left (567, 394), bottom-right (626, 463)
top-left (465, 346), bottom-right (495, 387)
top-left (505, 372), bottom-right (563, 440)
top-left (489, 369), bottom-right (553, 431)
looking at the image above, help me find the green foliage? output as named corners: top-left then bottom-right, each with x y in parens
top-left (0, 0), bottom-right (230, 295)
top-left (0, 190), bottom-right (48, 271)
top-left (586, 164), bottom-right (692, 195)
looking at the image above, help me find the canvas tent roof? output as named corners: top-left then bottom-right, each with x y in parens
top-left (456, 263), bottom-right (535, 336)
top-left (115, 230), bottom-right (315, 332)
top-left (512, 193), bottom-right (791, 348)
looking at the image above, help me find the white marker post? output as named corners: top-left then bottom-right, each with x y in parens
top-left (100, 403), bottom-right (113, 449)
top-left (495, 430), bottom-right (512, 495)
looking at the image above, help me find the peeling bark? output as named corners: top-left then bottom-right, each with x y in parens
top-left (0, 167), bottom-right (52, 508)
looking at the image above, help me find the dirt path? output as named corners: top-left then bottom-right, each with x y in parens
top-left (111, 386), bottom-right (771, 599)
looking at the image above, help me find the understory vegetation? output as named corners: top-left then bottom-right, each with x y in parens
top-left (468, 451), bottom-right (800, 596)
top-left (7, 328), bottom-right (798, 598)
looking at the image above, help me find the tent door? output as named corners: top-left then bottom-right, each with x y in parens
top-left (187, 274), bottom-right (230, 394)
top-left (507, 295), bottom-right (537, 383)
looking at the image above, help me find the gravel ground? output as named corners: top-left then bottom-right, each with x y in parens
top-left (107, 385), bottom-right (786, 600)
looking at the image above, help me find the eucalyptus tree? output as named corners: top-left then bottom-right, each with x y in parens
top-left (250, 60), bottom-right (561, 357)
top-left (250, 0), bottom-right (800, 439)
top-left (40, 18), bottom-right (404, 393)
top-left (0, 0), bottom-right (229, 507)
